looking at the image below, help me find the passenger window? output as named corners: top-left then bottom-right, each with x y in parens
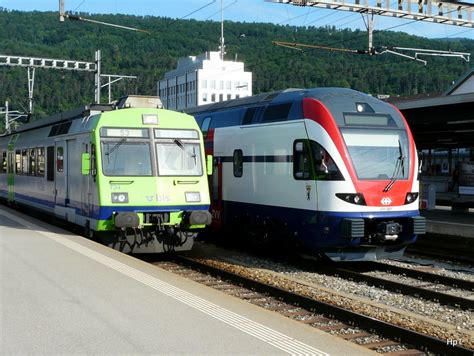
top-left (29, 148), bottom-right (36, 175)
top-left (21, 149), bottom-right (28, 174)
top-left (0, 151), bottom-right (6, 173)
top-left (201, 117), bottom-right (211, 136)
top-left (233, 149), bottom-right (243, 178)
top-left (293, 141), bottom-right (311, 180)
top-left (56, 147), bottom-right (64, 172)
top-left (47, 146), bottom-right (55, 181)
top-left (242, 108), bottom-right (256, 125)
top-left (262, 103), bottom-right (292, 123)
top-left (37, 148), bottom-right (45, 176)
top-left (15, 150), bottom-right (21, 174)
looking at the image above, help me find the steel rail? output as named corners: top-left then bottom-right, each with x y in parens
top-left (320, 266), bottom-right (474, 310)
top-left (363, 261), bottom-right (474, 291)
top-left (174, 255), bottom-right (473, 355)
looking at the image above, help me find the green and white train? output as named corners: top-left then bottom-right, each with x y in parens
top-left (0, 96), bottom-right (212, 253)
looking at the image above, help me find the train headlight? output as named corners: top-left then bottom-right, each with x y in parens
top-left (142, 114), bottom-right (158, 125)
top-left (111, 192), bottom-right (129, 204)
top-left (405, 192), bottom-right (419, 204)
top-left (185, 192), bottom-right (201, 203)
top-left (335, 193), bottom-right (366, 205)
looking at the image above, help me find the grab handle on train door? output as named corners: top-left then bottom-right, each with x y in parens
top-left (173, 180), bottom-right (199, 185)
top-left (109, 180), bottom-right (134, 185)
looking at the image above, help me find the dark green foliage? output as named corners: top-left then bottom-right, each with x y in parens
top-left (0, 9), bottom-right (473, 124)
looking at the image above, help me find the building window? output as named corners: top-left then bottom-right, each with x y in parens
top-left (227, 94), bottom-right (231, 100)
top-left (236, 94), bottom-right (240, 99)
top-left (203, 93), bottom-right (208, 102)
top-left (219, 94), bottom-right (223, 102)
top-left (219, 81), bottom-right (224, 90)
top-left (210, 80), bottom-right (216, 89)
top-left (202, 80), bottom-right (207, 89)
top-left (226, 81), bottom-right (231, 89)
top-left (211, 94), bottom-right (216, 102)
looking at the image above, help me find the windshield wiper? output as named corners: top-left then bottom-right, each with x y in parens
top-left (106, 138), bottom-right (127, 156)
top-left (383, 140), bottom-right (405, 192)
top-left (174, 139), bottom-right (197, 164)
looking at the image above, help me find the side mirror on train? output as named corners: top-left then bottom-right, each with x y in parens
top-left (206, 155), bottom-right (213, 176)
top-left (82, 153), bottom-right (90, 175)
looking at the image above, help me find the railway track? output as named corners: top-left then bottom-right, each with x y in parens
top-left (316, 261), bottom-right (474, 310)
top-left (154, 255), bottom-right (473, 355)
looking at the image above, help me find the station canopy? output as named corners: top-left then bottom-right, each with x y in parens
top-left (390, 68), bottom-right (474, 149)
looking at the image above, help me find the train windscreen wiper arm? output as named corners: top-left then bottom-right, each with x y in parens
top-left (174, 139), bottom-right (197, 164)
top-left (383, 140), bottom-right (405, 192)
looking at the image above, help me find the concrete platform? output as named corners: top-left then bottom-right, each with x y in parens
top-left (422, 206), bottom-right (474, 238)
top-left (0, 205), bottom-right (372, 355)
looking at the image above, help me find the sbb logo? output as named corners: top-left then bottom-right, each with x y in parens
top-left (381, 197), bottom-right (392, 206)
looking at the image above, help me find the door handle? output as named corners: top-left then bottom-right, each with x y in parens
top-left (173, 180), bottom-right (199, 185)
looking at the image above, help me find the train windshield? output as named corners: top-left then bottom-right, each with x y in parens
top-left (156, 141), bottom-right (203, 176)
top-left (101, 141), bottom-right (152, 176)
top-left (341, 129), bottom-right (409, 180)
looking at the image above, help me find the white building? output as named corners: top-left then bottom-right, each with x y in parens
top-left (157, 51), bottom-right (252, 111)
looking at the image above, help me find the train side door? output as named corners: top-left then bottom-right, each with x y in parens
top-left (210, 156), bottom-right (223, 229)
top-left (55, 142), bottom-right (67, 206)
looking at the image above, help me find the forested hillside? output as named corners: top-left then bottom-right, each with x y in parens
top-left (0, 8), bottom-right (473, 122)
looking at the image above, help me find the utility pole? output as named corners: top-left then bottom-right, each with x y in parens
top-left (1, 100), bottom-right (29, 134)
top-left (219, 0), bottom-right (225, 60)
top-left (95, 50), bottom-right (101, 104)
top-left (4, 101), bottom-right (9, 133)
top-left (0, 50), bottom-right (137, 110)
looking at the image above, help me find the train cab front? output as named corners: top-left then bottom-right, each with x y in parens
top-left (91, 112), bottom-right (211, 253)
top-left (302, 90), bottom-right (426, 261)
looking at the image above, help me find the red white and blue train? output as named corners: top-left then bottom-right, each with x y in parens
top-left (187, 88), bottom-right (426, 261)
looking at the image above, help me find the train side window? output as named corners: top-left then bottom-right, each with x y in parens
top-left (201, 117), bottom-right (211, 136)
top-left (56, 147), bottom-right (64, 172)
top-left (37, 148), bottom-right (45, 176)
top-left (262, 103), bottom-right (292, 123)
top-left (309, 141), bottom-right (344, 181)
top-left (15, 150), bottom-right (21, 174)
top-left (90, 143), bottom-right (97, 178)
top-left (46, 146), bottom-right (54, 181)
top-left (21, 149), bottom-right (28, 175)
top-left (28, 148), bottom-right (36, 176)
top-left (242, 108), bottom-right (256, 125)
top-left (293, 140), bottom-right (311, 180)
top-left (233, 149), bottom-right (243, 178)
top-left (0, 151), bottom-right (6, 173)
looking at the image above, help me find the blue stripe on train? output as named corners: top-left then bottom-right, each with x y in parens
top-left (220, 200), bottom-right (418, 251)
top-left (1, 189), bottom-right (209, 221)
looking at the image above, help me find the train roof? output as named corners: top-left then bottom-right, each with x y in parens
top-left (2, 104), bottom-right (113, 137)
top-left (1, 96), bottom-right (164, 137)
top-left (185, 87), bottom-right (385, 115)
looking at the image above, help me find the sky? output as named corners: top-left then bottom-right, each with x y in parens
top-left (0, 0), bottom-right (474, 41)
